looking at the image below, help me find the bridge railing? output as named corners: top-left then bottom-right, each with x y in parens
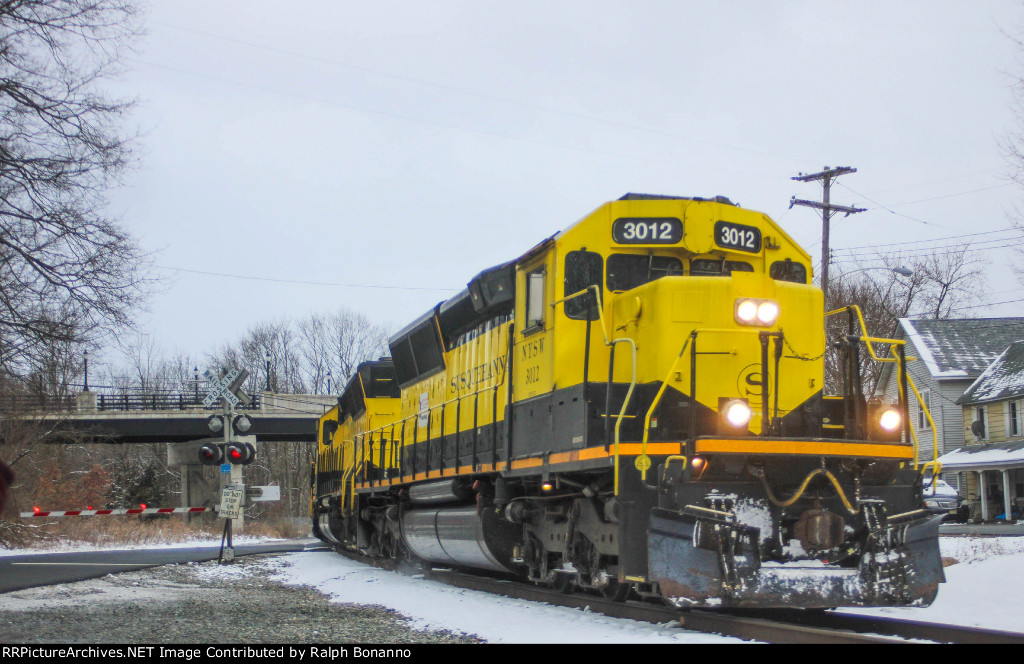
top-left (0, 393), bottom-right (78, 413)
top-left (0, 389), bottom-right (263, 413)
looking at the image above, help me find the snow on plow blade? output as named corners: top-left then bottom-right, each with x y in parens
top-left (647, 507), bottom-right (945, 609)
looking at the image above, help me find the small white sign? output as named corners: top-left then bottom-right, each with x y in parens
top-left (246, 485), bottom-right (281, 502)
top-left (219, 485), bottom-right (244, 519)
top-left (418, 392), bottom-right (430, 427)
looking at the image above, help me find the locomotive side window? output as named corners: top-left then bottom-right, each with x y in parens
top-left (564, 250), bottom-right (603, 320)
top-left (769, 259), bottom-right (808, 284)
top-left (607, 254), bottom-right (683, 292)
top-left (689, 259), bottom-right (753, 277)
top-left (391, 337), bottom-right (417, 385)
top-left (525, 269), bottom-right (546, 331)
top-left (410, 324), bottom-right (444, 376)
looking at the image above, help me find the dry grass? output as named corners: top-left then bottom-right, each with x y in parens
top-left (0, 514), bottom-right (309, 551)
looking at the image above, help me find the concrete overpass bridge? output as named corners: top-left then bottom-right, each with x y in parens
top-left (5, 388), bottom-right (335, 520)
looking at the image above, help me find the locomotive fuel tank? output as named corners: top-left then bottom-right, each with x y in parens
top-left (401, 505), bottom-right (520, 573)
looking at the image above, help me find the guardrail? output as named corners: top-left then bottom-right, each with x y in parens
top-left (0, 391), bottom-right (263, 413)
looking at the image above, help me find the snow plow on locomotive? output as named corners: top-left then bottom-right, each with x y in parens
top-left (311, 193), bottom-right (945, 608)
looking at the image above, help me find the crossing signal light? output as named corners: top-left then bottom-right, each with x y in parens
top-left (198, 443), bottom-right (224, 466)
top-left (232, 414), bottom-right (252, 434)
top-left (225, 442), bottom-right (256, 465)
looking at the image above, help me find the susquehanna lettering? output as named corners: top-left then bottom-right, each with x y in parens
top-left (449, 355), bottom-right (506, 394)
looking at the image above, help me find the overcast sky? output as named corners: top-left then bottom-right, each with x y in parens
top-left (103, 0), bottom-right (1024, 370)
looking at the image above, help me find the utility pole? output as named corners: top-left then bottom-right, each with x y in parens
top-left (790, 166), bottom-right (866, 296)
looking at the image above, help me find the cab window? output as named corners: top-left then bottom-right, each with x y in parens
top-left (769, 259), bottom-right (807, 284)
top-left (690, 259), bottom-right (753, 276)
top-left (606, 254), bottom-right (683, 292)
top-left (564, 250), bottom-right (602, 320)
top-left (525, 269), bottom-right (546, 331)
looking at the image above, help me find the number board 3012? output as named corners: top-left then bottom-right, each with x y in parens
top-left (714, 220), bottom-right (762, 253)
top-left (611, 217), bottom-right (683, 244)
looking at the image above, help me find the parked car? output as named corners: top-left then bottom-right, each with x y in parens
top-left (922, 477), bottom-right (963, 521)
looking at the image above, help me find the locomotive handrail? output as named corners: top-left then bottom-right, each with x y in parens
top-left (824, 304), bottom-right (916, 363)
top-left (903, 375), bottom-right (940, 472)
top-left (639, 328), bottom-right (780, 480)
top-left (335, 438), bottom-right (354, 511)
top-left (825, 304), bottom-right (938, 472)
top-left (640, 336), bottom-right (693, 478)
top-left (347, 359), bottom-right (511, 484)
top-left (556, 285), bottom-right (636, 496)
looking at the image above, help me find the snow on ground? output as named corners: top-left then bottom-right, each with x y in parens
top-left (226, 551), bottom-right (743, 644)
top-left (6, 535), bottom-right (1024, 640)
top-left (0, 535), bottom-right (276, 557)
top-left (837, 536), bottom-right (1024, 633)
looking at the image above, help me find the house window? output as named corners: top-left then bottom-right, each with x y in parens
top-left (1008, 400), bottom-right (1021, 438)
top-left (918, 390), bottom-right (931, 430)
top-left (526, 269), bottom-right (546, 331)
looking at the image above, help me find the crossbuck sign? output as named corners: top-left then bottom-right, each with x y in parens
top-left (203, 368), bottom-right (251, 408)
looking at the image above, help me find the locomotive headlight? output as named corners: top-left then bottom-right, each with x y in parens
top-left (879, 408), bottom-right (902, 432)
top-left (756, 301), bottom-right (780, 325)
top-left (724, 400), bottom-right (752, 427)
top-left (736, 299), bottom-right (758, 323)
top-left (735, 298), bottom-right (779, 326)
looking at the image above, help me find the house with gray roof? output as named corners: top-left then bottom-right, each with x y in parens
top-left (935, 340), bottom-right (1024, 521)
top-left (875, 318), bottom-right (1024, 484)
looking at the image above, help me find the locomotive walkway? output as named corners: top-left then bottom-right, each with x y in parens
top-left (0, 389), bottom-right (333, 444)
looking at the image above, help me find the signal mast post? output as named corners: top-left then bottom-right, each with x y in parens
top-left (199, 368), bottom-right (256, 563)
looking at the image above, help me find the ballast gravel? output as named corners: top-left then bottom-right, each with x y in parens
top-left (0, 553), bottom-right (483, 644)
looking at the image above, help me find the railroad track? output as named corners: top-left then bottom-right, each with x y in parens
top-left (325, 546), bottom-right (1024, 644)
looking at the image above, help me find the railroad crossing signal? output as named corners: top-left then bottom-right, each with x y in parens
top-left (225, 442), bottom-right (256, 465)
top-left (202, 368), bottom-right (252, 408)
top-left (198, 443), bottom-right (224, 466)
top-left (198, 442), bottom-right (256, 465)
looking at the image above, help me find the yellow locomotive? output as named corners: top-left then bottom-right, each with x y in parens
top-left (312, 193), bottom-right (944, 608)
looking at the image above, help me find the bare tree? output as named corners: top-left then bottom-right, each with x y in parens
top-left (206, 319), bottom-right (307, 396)
top-left (826, 245), bottom-right (985, 393)
top-left (0, 1), bottom-right (153, 377)
top-left (297, 309), bottom-right (390, 393)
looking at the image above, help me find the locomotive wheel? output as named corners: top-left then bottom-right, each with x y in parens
top-left (551, 573), bottom-right (576, 594)
top-left (601, 579), bottom-right (631, 602)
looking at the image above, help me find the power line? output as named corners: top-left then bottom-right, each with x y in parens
top-left (831, 238), bottom-right (1022, 260)
top-left (160, 265), bottom-right (458, 292)
top-left (134, 58), bottom-right (794, 182)
top-left (836, 181), bottom-right (1017, 230)
top-left (833, 226), bottom-right (1023, 252)
top-left (878, 183), bottom-right (1015, 209)
top-left (152, 21), bottom-right (817, 168)
top-left (854, 170), bottom-right (999, 196)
